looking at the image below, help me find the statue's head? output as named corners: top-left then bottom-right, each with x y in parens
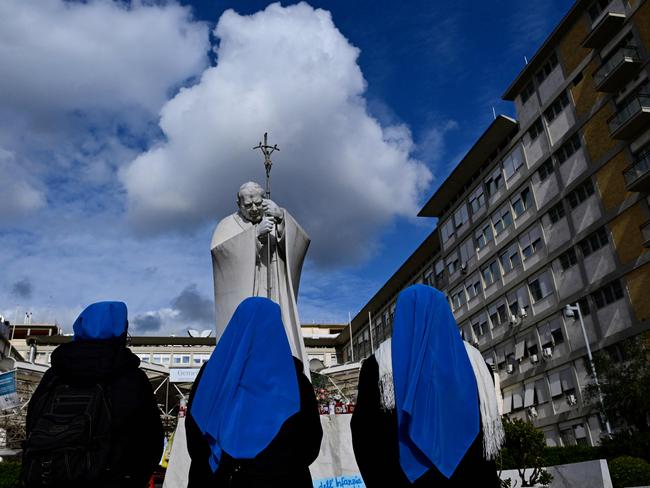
top-left (237, 181), bottom-right (265, 223)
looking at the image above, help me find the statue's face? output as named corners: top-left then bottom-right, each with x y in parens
top-left (238, 187), bottom-right (264, 223)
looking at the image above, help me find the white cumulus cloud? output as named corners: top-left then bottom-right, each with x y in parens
top-left (121, 2), bottom-right (432, 265)
top-left (0, 0), bottom-right (208, 119)
top-left (0, 148), bottom-right (45, 221)
top-left (0, 0), bottom-right (210, 219)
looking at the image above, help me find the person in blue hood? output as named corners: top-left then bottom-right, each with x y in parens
top-left (351, 285), bottom-right (502, 487)
top-left (185, 297), bottom-right (323, 487)
top-left (22, 301), bottom-right (164, 488)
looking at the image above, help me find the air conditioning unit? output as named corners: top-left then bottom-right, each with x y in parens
top-left (461, 262), bottom-right (468, 274)
top-left (527, 406), bottom-right (538, 418)
top-left (509, 314), bottom-right (519, 325)
top-left (506, 364), bottom-right (514, 374)
top-left (567, 394), bottom-right (577, 406)
top-left (530, 353), bottom-right (539, 364)
top-left (518, 307), bottom-right (528, 319)
top-left (543, 347), bottom-right (553, 359)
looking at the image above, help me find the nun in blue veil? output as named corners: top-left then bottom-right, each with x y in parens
top-left (23, 301), bottom-right (164, 488)
top-left (185, 297), bottom-right (322, 487)
top-left (351, 285), bottom-right (503, 487)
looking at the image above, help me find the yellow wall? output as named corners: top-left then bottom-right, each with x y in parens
top-left (632, 0), bottom-right (650, 49)
top-left (595, 150), bottom-right (633, 211)
top-left (626, 262), bottom-right (650, 322)
top-left (558, 14), bottom-right (590, 75)
top-left (571, 59), bottom-right (607, 118)
top-left (583, 103), bottom-right (617, 164)
top-left (609, 202), bottom-right (649, 265)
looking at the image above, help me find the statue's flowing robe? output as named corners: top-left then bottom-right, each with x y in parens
top-left (211, 210), bottom-right (310, 374)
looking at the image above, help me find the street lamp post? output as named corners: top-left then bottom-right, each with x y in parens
top-left (564, 303), bottom-right (612, 436)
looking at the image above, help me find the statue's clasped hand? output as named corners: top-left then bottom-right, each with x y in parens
top-left (256, 217), bottom-right (274, 239)
top-left (262, 199), bottom-right (283, 223)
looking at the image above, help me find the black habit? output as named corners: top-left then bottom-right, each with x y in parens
top-left (25, 340), bottom-right (164, 488)
top-left (351, 355), bottom-right (501, 487)
top-left (185, 357), bottom-right (323, 488)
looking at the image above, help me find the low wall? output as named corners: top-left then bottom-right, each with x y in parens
top-left (500, 459), bottom-right (612, 488)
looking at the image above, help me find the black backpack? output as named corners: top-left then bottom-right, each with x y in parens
top-left (22, 379), bottom-right (113, 487)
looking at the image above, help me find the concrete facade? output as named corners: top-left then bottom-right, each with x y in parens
top-left (337, 0), bottom-right (650, 448)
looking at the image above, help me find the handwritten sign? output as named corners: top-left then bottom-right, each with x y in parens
top-left (313, 475), bottom-right (365, 488)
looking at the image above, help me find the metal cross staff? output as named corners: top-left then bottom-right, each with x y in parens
top-left (253, 132), bottom-right (280, 299)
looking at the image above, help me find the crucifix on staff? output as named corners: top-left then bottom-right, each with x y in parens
top-left (254, 132), bottom-right (281, 299)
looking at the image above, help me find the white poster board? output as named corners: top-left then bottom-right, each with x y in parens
top-left (0, 370), bottom-right (19, 410)
top-left (162, 414), bottom-right (366, 488)
top-left (169, 368), bottom-right (201, 383)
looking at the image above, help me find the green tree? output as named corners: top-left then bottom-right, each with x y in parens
top-left (587, 336), bottom-right (650, 433)
top-left (498, 418), bottom-right (552, 487)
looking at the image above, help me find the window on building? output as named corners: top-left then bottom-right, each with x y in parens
top-left (520, 226), bottom-right (543, 259)
top-left (512, 187), bottom-right (533, 218)
top-left (574, 424), bottom-right (588, 446)
top-left (434, 259), bottom-right (445, 281)
top-left (152, 353), bottom-right (171, 365)
top-left (556, 133), bottom-right (582, 164)
top-left (577, 297), bottom-right (591, 317)
top-left (592, 280), bottom-right (625, 309)
top-left (451, 287), bottom-right (466, 311)
top-left (528, 118), bottom-right (544, 140)
top-left (492, 206), bottom-right (513, 235)
top-left (547, 202), bottom-right (566, 224)
top-left (536, 52), bottom-right (559, 85)
top-left (476, 223), bottom-right (494, 249)
top-left (192, 354), bottom-right (210, 365)
top-left (469, 185), bottom-right (486, 214)
top-left (500, 243), bottom-right (522, 274)
top-left (138, 354), bottom-right (150, 363)
top-left (459, 238), bottom-right (475, 265)
top-left (423, 266), bottom-right (435, 287)
top-left (508, 286), bottom-right (530, 317)
top-left (482, 260), bottom-right (501, 287)
top-left (567, 179), bottom-right (595, 209)
top-left (472, 316), bottom-right (487, 337)
top-left (489, 302), bottom-right (509, 328)
top-left (173, 354), bottom-right (191, 365)
top-left (578, 227), bottom-right (609, 257)
top-left (544, 90), bottom-right (570, 122)
top-left (540, 318), bottom-right (564, 349)
top-left (485, 168), bottom-right (504, 197)
top-left (466, 274), bottom-right (483, 299)
top-left (503, 146), bottom-right (524, 180)
top-left (521, 81), bottom-right (536, 104)
top-left (472, 322), bottom-right (485, 339)
top-left (529, 270), bottom-right (554, 302)
top-left (441, 218), bottom-right (455, 242)
top-left (446, 252), bottom-right (460, 275)
top-left (558, 247), bottom-right (578, 270)
top-left (537, 158), bottom-right (554, 181)
top-left (453, 204), bottom-right (469, 229)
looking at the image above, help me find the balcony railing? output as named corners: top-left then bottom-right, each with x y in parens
top-left (594, 47), bottom-right (641, 92)
top-left (608, 94), bottom-right (650, 139)
top-left (641, 221), bottom-right (650, 249)
top-left (583, 11), bottom-right (626, 49)
top-left (623, 152), bottom-right (650, 193)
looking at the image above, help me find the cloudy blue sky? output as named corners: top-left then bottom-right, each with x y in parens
top-left (0, 0), bottom-right (574, 335)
